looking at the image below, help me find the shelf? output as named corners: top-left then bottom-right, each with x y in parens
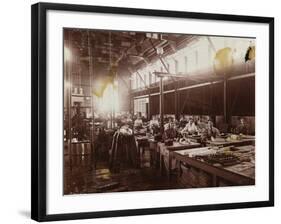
top-left (71, 106), bottom-right (92, 108)
top-left (71, 94), bottom-right (92, 97)
top-left (71, 140), bottom-right (91, 144)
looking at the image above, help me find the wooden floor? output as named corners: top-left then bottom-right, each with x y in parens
top-left (64, 150), bottom-right (184, 195)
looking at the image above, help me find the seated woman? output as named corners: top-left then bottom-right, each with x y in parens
top-left (196, 116), bottom-right (207, 132)
top-left (235, 117), bottom-right (249, 135)
top-left (164, 117), bottom-right (176, 131)
top-left (201, 120), bottom-right (220, 141)
top-left (149, 116), bottom-right (160, 135)
top-left (181, 118), bottom-right (199, 136)
top-left (179, 115), bottom-right (187, 128)
top-left (163, 117), bottom-right (178, 142)
top-left (134, 114), bottom-right (143, 130)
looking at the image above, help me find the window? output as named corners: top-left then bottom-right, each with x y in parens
top-left (184, 56), bottom-right (188, 73)
top-left (175, 59), bottom-right (178, 74)
top-left (136, 74), bottom-right (139, 89)
top-left (195, 50), bottom-right (198, 67)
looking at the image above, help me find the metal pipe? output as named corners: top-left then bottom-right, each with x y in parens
top-left (136, 70), bottom-right (147, 88)
top-left (207, 36), bottom-right (217, 52)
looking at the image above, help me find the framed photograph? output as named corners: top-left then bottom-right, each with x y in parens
top-left (31, 2), bottom-right (274, 222)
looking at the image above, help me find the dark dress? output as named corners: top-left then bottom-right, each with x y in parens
top-left (236, 124), bottom-right (249, 135)
top-left (109, 130), bottom-right (139, 173)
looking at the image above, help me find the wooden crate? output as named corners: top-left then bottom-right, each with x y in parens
top-left (179, 164), bottom-right (213, 187)
top-left (179, 164), bottom-right (199, 187)
top-left (198, 170), bottom-right (213, 187)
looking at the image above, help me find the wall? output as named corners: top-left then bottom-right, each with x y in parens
top-left (0, 0), bottom-right (280, 224)
top-left (148, 76), bottom-right (254, 117)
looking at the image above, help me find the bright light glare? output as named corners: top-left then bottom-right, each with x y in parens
top-left (64, 47), bottom-right (72, 62)
top-left (96, 83), bottom-right (119, 113)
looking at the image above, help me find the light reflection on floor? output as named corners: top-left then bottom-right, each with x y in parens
top-left (63, 150), bottom-right (183, 195)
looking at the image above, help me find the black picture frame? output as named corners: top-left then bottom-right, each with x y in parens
top-left (31, 2), bottom-right (274, 222)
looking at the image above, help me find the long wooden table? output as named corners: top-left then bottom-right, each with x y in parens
top-left (135, 136), bottom-right (159, 168)
top-left (135, 136), bottom-right (149, 153)
top-left (207, 137), bottom-right (255, 147)
top-left (173, 145), bottom-right (255, 187)
top-left (158, 141), bottom-right (201, 180)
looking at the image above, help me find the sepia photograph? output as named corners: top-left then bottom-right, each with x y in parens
top-left (63, 28), bottom-right (256, 195)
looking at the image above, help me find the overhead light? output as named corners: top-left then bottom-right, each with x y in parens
top-left (156, 47), bottom-right (164, 55)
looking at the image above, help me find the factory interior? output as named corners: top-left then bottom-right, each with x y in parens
top-left (63, 28), bottom-right (256, 194)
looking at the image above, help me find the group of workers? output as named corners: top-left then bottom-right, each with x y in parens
top-left (93, 113), bottom-right (250, 171)
top-left (156, 116), bottom-right (220, 141)
top-left (131, 114), bottom-right (250, 141)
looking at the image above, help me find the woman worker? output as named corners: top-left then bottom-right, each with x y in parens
top-left (203, 120), bottom-right (220, 140)
top-left (181, 118), bottom-right (199, 135)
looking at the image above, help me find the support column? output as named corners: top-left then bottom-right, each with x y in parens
top-left (159, 77), bottom-right (164, 133)
top-left (148, 72), bottom-right (152, 119)
top-left (87, 31), bottom-right (96, 171)
top-left (223, 77), bottom-right (229, 125)
top-left (129, 76), bottom-right (133, 116)
top-left (175, 81), bottom-right (179, 120)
